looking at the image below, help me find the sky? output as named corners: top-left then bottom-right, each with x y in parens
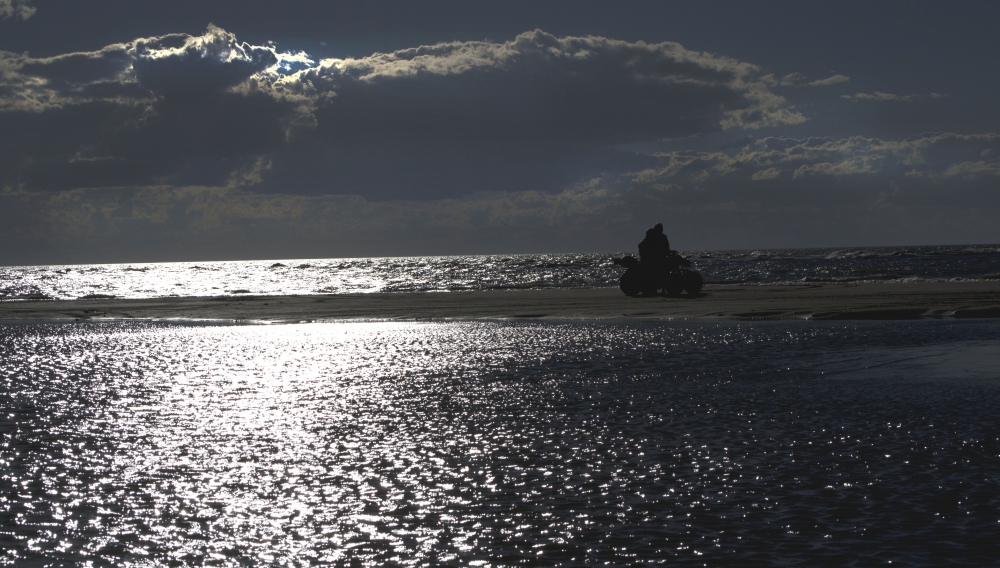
top-left (1, 0), bottom-right (999, 264)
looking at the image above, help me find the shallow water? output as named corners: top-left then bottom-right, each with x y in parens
top-left (2, 244), bottom-right (999, 300)
top-left (2, 319), bottom-right (999, 565)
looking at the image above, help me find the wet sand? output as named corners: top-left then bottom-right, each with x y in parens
top-left (1, 282), bottom-right (999, 323)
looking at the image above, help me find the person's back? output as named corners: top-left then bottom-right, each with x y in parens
top-left (649, 222), bottom-right (673, 269)
top-left (652, 223), bottom-right (670, 256)
top-left (638, 228), bottom-right (658, 265)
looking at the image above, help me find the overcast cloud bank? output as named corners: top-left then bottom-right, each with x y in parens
top-left (1, 26), bottom-right (806, 196)
top-left (0, 26), bottom-right (996, 263)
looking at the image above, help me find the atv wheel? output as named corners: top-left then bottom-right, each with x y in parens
top-left (619, 268), bottom-right (642, 297)
top-left (682, 270), bottom-right (703, 295)
top-left (664, 271), bottom-right (685, 296)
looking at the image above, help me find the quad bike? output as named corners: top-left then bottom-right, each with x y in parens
top-left (613, 253), bottom-right (703, 297)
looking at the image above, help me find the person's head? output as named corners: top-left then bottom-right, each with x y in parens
top-left (654, 222), bottom-right (664, 234)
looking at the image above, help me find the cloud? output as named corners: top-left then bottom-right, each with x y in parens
top-left (294, 29), bottom-right (802, 133)
top-left (938, 160), bottom-right (1000, 178)
top-left (762, 73), bottom-right (848, 87)
top-left (0, 25), bottom-right (287, 113)
top-left (631, 133), bottom-right (1000, 190)
top-left (0, 27), bottom-right (803, 198)
top-left (0, 0), bottom-right (34, 20)
top-left (808, 74), bottom-right (850, 87)
top-left (842, 91), bottom-right (948, 102)
top-left (0, 26), bottom-right (306, 192)
top-left (4, 155), bottom-right (1000, 265)
top-left (750, 167), bottom-right (780, 180)
top-left (129, 25), bottom-right (279, 95)
top-left (277, 29), bottom-right (807, 198)
top-left (0, 182), bottom-right (630, 263)
top-left (9, 26), bottom-right (997, 260)
top-left (778, 72), bottom-right (807, 86)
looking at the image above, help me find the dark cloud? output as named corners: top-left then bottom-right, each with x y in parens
top-left (302, 29), bottom-right (801, 136)
top-left (0, 27), bottom-right (301, 191)
top-left (18, 47), bottom-right (131, 84)
top-left (130, 26), bottom-right (277, 95)
top-left (2, 22), bottom-right (998, 263)
top-left (0, 101), bottom-right (147, 190)
top-left (116, 91), bottom-right (293, 159)
top-left (289, 30), bottom-right (779, 198)
top-left (0, 27), bottom-right (801, 198)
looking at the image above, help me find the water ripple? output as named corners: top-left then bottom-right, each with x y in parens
top-left (1, 320), bottom-right (998, 564)
top-left (2, 245), bottom-right (1000, 300)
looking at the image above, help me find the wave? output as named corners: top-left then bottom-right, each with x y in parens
top-left (2, 244), bottom-right (998, 300)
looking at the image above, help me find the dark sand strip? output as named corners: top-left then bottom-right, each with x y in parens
top-left (1, 282), bottom-right (998, 323)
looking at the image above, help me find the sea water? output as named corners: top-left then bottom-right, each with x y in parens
top-left (2, 245), bottom-right (999, 301)
top-left (2, 319), bottom-right (999, 565)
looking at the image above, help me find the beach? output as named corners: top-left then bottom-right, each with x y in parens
top-left (1, 281), bottom-right (998, 322)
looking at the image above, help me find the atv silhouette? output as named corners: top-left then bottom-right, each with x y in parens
top-left (613, 252), bottom-right (703, 297)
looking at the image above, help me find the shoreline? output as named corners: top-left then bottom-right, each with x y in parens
top-left (1, 282), bottom-right (998, 323)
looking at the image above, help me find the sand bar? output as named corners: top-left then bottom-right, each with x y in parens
top-left (1, 282), bottom-right (999, 323)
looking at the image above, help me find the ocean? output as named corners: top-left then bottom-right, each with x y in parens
top-left (2, 245), bottom-right (999, 301)
top-left (2, 247), bottom-right (1000, 565)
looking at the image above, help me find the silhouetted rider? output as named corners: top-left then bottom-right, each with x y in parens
top-left (638, 227), bottom-right (658, 265)
top-left (638, 222), bottom-right (671, 268)
top-left (652, 222), bottom-right (670, 256)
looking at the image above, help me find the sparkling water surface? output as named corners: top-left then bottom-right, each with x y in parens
top-left (2, 319), bottom-right (999, 565)
top-left (2, 245), bottom-right (999, 301)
